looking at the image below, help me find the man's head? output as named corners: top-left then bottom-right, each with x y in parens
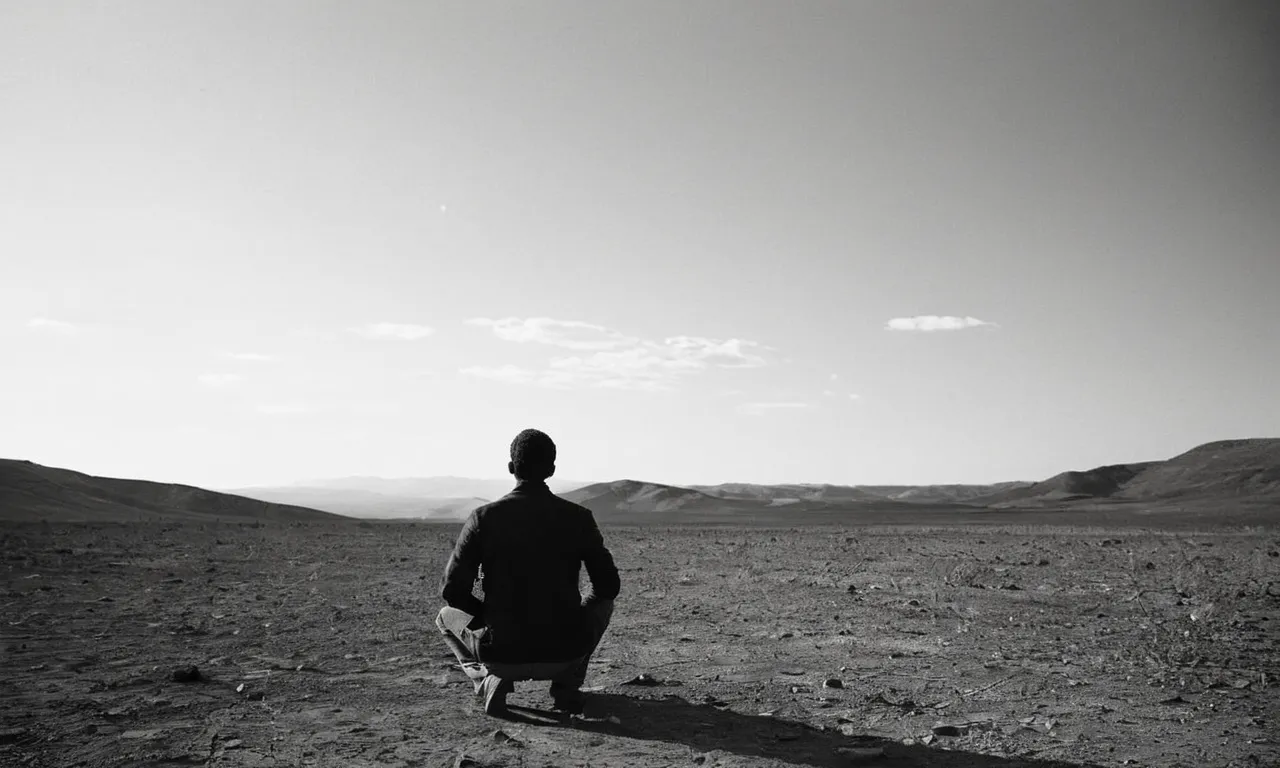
top-left (508, 428), bottom-right (556, 481)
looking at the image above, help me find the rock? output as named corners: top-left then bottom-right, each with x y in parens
top-left (171, 665), bottom-right (202, 683)
top-left (823, 678), bottom-right (844, 689)
top-left (0, 728), bottom-right (28, 745)
top-left (121, 729), bottom-right (163, 740)
top-left (932, 724), bottom-right (967, 737)
top-left (837, 746), bottom-right (884, 760)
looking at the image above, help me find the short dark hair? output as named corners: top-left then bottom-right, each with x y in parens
top-left (510, 428), bottom-right (556, 480)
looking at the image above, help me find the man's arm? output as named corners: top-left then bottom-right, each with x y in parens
top-left (580, 511), bottom-right (620, 607)
top-left (440, 510), bottom-right (485, 620)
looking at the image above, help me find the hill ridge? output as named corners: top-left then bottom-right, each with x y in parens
top-left (0, 459), bottom-right (342, 523)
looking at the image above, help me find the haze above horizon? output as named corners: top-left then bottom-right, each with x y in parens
top-left (3, 2), bottom-right (1277, 490)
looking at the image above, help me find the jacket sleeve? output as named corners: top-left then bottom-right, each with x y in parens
top-left (440, 510), bottom-right (485, 619)
top-left (580, 510), bottom-right (621, 606)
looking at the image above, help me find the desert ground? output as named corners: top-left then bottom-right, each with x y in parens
top-left (2, 520), bottom-right (1277, 768)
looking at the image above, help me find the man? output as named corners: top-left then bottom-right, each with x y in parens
top-left (436, 428), bottom-right (620, 716)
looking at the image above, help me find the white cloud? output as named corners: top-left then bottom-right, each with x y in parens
top-left (353, 322), bottom-right (436, 340)
top-left (26, 317), bottom-right (81, 334)
top-left (737, 402), bottom-right (813, 416)
top-left (830, 373), bottom-right (839, 381)
top-left (885, 315), bottom-right (996, 332)
top-left (462, 317), bottom-right (770, 391)
top-left (198, 373), bottom-right (246, 388)
top-left (256, 403), bottom-right (313, 415)
top-left (823, 389), bottom-right (836, 397)
top-left (225, 352), bottom-right (275, 362)
top-left (848, 392), bottom-right (862, 400)
top-left (662, 336), bottom-right (767, 368)
top-left (465, 317), bottom-right (633, 350)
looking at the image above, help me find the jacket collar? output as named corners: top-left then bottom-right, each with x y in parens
top-left (511, 479), bottom-right (552, 495)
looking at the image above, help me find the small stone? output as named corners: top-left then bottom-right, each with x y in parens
top-left (171, 665), bottom-right (202, 683)
top-left (823, 678), bottom-right (844, 689)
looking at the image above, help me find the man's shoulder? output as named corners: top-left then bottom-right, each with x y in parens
top-left (472, 491), bottom-right (593, 520)
top-left (550, 493), bottom-right (595, 518)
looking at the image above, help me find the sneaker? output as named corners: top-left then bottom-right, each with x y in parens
top-left (478, 674), bottom-right (513, 716)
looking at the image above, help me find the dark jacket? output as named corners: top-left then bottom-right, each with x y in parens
top-left (440, 479), bottom-right (621, 663)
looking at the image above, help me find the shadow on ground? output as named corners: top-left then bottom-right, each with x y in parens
top-left (503, 693), bottom-right (1099, 768)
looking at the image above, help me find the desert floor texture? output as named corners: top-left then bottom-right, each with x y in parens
top-left (2, 521), bottom-right (1277, 768)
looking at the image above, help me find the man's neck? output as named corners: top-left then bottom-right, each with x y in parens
top-left (513, 478), bottom-right (551, 493)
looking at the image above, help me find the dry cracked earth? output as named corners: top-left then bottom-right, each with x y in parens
top-left (2, 521), bottom-right (1278, 768)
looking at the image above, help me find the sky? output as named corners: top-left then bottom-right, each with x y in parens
top-left (2, 1), bottom-right (1278, 489)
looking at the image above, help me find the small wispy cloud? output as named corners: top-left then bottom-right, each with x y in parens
top-left (198, 373), bottom-right (246, 388)
top-left (823, 389), bottom-right (836, 397)
top-left (225, 352), bottom-right (275, 362)
top-left (848, 392), bottom-right (862, 400)
top-left (353, 322), bottom-right (435, 340)
top-left (885, 315), bottom-right (996, 332)
top-left (463, 316), bottom-right (770, 391)
top-left (465, 317), bottom-right (632, 351)
top-left (256, 403), bottom-right (312, 415)
top-left (26, 317), bottom-right (82, 334)
top-left (737, 401), bottom-right (812, 416)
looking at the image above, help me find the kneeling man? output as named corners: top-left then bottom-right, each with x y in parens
top-left (436, 429), bottom-right (620, 715)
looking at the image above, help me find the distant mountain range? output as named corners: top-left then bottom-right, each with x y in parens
top-left (2, 438), bottom-right (1277, 523)
top-left (565, 439), bottom-right (1280, 518)
top-left (224, 476), bottom-right (591, 520)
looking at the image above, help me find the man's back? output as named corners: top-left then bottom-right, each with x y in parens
top-left (441, 479), bottom-right (620, 664)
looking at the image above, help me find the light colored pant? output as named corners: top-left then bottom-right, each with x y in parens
top-left (435, 601), bottom-right (614, 692)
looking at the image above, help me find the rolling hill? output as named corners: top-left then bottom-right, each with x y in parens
top-left (854, 482), bottom-right (1035, 504)
top-left (973, 439), bottom-right (1280, 508)
top-left (1116, 439), bottom-right (1280, 500)
top-left (971, 463), bottom-right (1159, 507)
top-left (563, 479), bottom-right (728, 514)
top-left (5, 438), bottom-right (1276, 525)
top-left (688, 482), bottom-right (886, 505)
top-left (0, 459), bottom-right (343, 523)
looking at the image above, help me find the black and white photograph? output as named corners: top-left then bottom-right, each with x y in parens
top-left (2, 2), bottom-right (1278, 766)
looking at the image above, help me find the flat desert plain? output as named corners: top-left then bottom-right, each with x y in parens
top-left (2, 521), bottom-right (1277, 768)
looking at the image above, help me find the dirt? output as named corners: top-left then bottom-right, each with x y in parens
top-left (2, 520), bottom-right (1277, 768)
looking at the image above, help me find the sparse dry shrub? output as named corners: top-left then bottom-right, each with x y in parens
top-left (1123, 537), bottom-right (1268, 674)
top-left (939, 559), bottom-right (996, 589)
